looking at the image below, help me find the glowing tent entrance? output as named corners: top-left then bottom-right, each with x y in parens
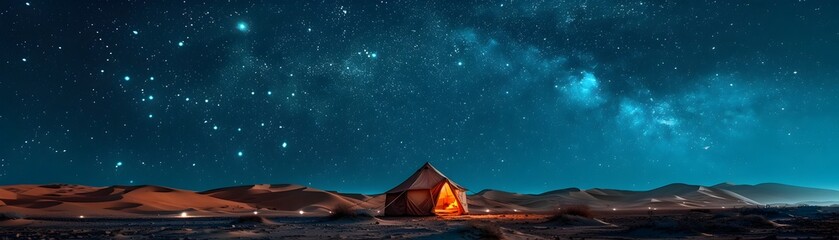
top-left (384, 162), bottom-right (468, 216)
top-left (433, 182), bottom-right (463, 215)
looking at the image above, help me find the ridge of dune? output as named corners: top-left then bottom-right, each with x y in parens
top-left (712, 182), bottom-right (736, 188)
top-left (470, 188), bottom-right (607, 211)
top-left (473, 189), bottom-right (512, 196)
top-left (118, 185), bottom-right (254, 214)
top-left (714, 183), bottom-right (839, 204)
top-left (0, 188), bottom-right (17, 200)
top-left (717, 189), bottom-right (761, 205)
top-left (538, 188), bottom-right (582, 196)
top-left (10, 184), bottom-right (105, 197)
top-left (584, 188), bottom-right (635, 202)
top-left (473, 189), bottom-right (525, 200)
top-left (697, 186), bottom-right (727, 199)
top-left (201, 184), bottom-right (308, 197)
top-left (203, 184), bottom-right (379, 213)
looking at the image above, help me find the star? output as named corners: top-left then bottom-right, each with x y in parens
top-left (237, 151), bottom-right (243, 157)
top-left (124, 76), bottom-right (130, 81)
top-left (236, 22), bottom-right (249, 32)
top-left (178, 41), bottom-right (184, 47)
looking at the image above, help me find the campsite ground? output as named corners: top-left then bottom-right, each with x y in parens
top-left (2, 207), bottom-right (838, 239)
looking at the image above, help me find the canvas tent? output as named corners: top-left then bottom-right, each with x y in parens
top-left (384, 162), bottom-right (469, 216)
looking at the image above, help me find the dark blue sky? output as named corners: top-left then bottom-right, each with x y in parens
top-left (1, 1), bottom-right (837, 194)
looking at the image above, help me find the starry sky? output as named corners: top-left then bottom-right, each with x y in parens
top-left (1, 1), bottom-right (838, 194)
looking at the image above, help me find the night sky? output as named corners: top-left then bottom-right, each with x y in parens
top-left (1, 1), bottom-right (838, 194)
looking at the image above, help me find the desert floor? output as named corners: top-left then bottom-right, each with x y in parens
top-left (2, 207), bottom-right (838, 239)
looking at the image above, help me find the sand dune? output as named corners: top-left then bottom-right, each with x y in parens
top-left (0, 182), bottom-right (836, 218)
top-left (0, 184), bottom-right (254, 217)
top-left (469, 183), bottom-right (838, 213)
top-left (0, 188), bottom-right (19, 200)
top-left (202, 184), bottom-right (384, 214)
top-left (714, 183), bottom-right (839, 205)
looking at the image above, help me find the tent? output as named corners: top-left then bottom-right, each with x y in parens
top-left (384, 162), bottom-right (469, 216)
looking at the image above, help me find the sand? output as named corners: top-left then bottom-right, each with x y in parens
top-left (2, 207), bottom-right (838, 239)
top-left (1, 182), bottom-right (838, 238)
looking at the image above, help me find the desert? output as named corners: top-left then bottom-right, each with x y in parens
top-left (2, 181), bottom-right (839, 239)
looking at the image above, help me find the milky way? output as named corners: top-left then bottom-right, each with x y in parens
top-left (1, 1), bottom-right (838, 193)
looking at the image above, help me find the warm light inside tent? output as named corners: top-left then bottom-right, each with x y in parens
top-left (433, 182), bottom-right (462, 215)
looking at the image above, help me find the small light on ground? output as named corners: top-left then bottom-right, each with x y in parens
top-left (485, 209), bottom-right (490, 213)
top-left (612, 208), bottom-right (617, 211)
top-left (79, 215), bottom-right (85, 219)
top-left (253, 211), bottom-right (258, 215)
top-left (299, 210), bottom-right (304, 215)
top-left (180, 212), bottom-right (188, 217)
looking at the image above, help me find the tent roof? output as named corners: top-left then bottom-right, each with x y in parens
top-left (386, 162), bottom-right (467, 193)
